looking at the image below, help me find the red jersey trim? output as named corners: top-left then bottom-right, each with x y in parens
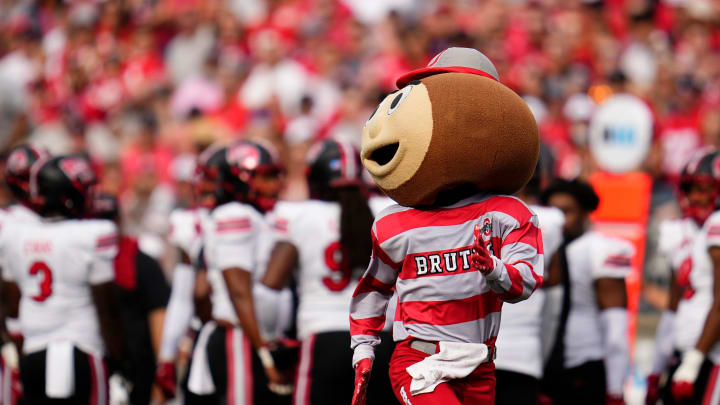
top-left (217, 218), bottom-right (251, 233)
top-left (96, 234), bottom-right (119, 249)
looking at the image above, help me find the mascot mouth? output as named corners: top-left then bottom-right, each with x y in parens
top-left (368, 142), bottom-right (399, 166)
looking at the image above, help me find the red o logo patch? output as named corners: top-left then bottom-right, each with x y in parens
top-left (482, 217), bottom-right (492, 236)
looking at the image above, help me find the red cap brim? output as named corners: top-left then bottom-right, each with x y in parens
top-left (395, 66), bottom-right (499, 89)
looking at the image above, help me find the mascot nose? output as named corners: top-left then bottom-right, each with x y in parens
top-left (366, 116), bottom-right (382, 140)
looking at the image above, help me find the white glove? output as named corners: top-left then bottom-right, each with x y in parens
top-left (109, 374), bottom-right (132, 405)
top-left (673, 348), bottom-right (704, 384)
top-left (1, 342), bottom-right (18, 370)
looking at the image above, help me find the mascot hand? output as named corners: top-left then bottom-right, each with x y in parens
top-left (352, 358), bottom-right (372, 405)
top-left (471, 224), bottom-right (494, 275)
top-left (154, 360), bottom-right (177, 399)
top-left (645, 374), bottom-right (660, 405)
top-left (672, 348), bottom-right (703, 401)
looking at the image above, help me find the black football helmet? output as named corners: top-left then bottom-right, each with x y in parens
top-left (30, 154), bottom-right (98, 218)
top-left (197, 140), bottom-right (283, 212)
top-left (90, 192), bottom-right (120, 221)
top-left (4, 145), bottom-right (48, 207)
top-left (307, 139), bottom-right (362, 198)
top-left (679, 149), bottom-right (720, 225)
top-left (195, 143), bottom-right (228, 208)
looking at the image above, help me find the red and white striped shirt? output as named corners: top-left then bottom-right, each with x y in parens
top-left (350, 194), bottom-right (544, 354)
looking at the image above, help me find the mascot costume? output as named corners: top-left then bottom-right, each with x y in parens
top-left (349, 47), bottom-right (543, 404)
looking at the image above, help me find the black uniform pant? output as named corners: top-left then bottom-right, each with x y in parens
top-left (542, 360), bottom-right (606, 405)
top-left (294, 331), bottom-right (396, 405)
top-left (20, 347), bottom-right (106, 405)
top-left (183, 324), bottom-right (291, 405)
top-left (658, 350), bottom-right (714, 405)
top-left (495, 369), bottom-right (539, 405)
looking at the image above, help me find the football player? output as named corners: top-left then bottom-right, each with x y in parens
top-left (262, 139), bottom-right (395, 405)
top-left (0, 154), bottom-right (123, 405)
top-left (669, 151), bottom-right (720, 405)
top-left (91, 193), bottom-right (171, 405)
top-left (155, 148), bottom-right (215, 401)
top-left (0, 144), bottom-right (47, 403)
top-left (646, 150), bottom-right (715, 405)
top-left (494, 165), bottom-right (565, 405)
top-left (540, 178), bottom-right (633, 405)
top-left (184, 140), bottom-right (291, 405)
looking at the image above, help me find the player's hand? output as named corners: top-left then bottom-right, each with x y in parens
top-left (1, 342), bottom-right (19, 370)
top-left (154, 360), bottom-right (177, 399)
top-left (265, 365), bottom-right (292, 396)
top-left (645, 374), bottom-right (660, 405)
top-left (606, 393), bottom-right (625, 405)
top-left (471, 224), bottom-right (494, 275)
top-left (352, 358), bottom-right (372, 405)
top-left (672, 348), bottom-right (703, 401)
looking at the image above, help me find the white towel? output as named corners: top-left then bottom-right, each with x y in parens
top-left (45, 341), bottom-right (75, 398)
top-left (406, 341), bottom-right (489, 395)
top-left (188, 322), bottom-right (217, 395)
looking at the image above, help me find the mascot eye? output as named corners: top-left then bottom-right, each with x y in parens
top-left (387, 85), bottom-right (412, 116)
top-left (367, 104), bottom-right (380, 123)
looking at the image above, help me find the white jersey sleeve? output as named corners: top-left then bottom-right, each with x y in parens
top-left (591, 234), bottom-right (634, 280)
top-left (84, 220), bottom-right (119, 285)
top-left (169, 209), bottom-right (197, 254)
top-left (268, 201), bottom-right (299, 244)
top-left (705, 212), bottom-right (720, 248)
top-left (209, 203), bottom-right (258, 272)
top-left (533, 205), bottom-right (565, 267)
top-left (658, 219), bottom-right (697, 270)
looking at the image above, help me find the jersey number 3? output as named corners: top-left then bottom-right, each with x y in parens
top-left (29, 261), bottom-right (53, 302)
top-left (323, 242), bottom-right (352, 292)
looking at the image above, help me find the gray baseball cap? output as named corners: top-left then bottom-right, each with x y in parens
top-left (395, 47), bottom-right (500, 88)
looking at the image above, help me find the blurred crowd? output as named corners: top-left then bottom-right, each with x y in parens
top-left (1, 0), bottom-right (720, 295)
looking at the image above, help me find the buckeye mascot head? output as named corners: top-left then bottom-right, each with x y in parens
top-left (362, 47), bottom-right (539, 207)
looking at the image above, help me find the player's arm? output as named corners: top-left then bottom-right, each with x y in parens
top-left (158, 249), bottom-right (196, 362)
top-left (262, 209), bottom-right (298, 291)
top-left (89, 226), bottom-right (125, 365)
top-left (92, 282), bottom-right (125, 362)
top-left (596, 277), bottom-right (630, 401)
top-left (0, 277), bottom-right (19, 343)
top-left (593, 239), bottom-right (633, 402)
top-left (262, 242), bottom-right (298, 290)
top-left (472, 214), bottom-right (544, 303)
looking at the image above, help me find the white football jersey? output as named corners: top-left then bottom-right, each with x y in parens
top-left (368, 195), bottom-right (395, 216)
top-left (0, 219), bottom-right (117, 355)
top-left (272, 200), bottom-right (393, 339)
top-left (563, 231), bottom-right (634, 368)
top-left (655, 217), bottom-right (707, 353)
top-left (168, 207), bottom-right (208, 265)
top-left (203, 202), bottom-right (276, 326)
top-left (0, 204), bottom-right (41, 228)
top-left (681, 211), bottom-right (720, 363)
top-left (496, 205), bottom-right (565, 378)
top-left (658, 218), bottom-right (698, 271)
